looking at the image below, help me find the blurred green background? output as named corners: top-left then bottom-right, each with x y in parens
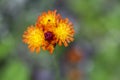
top-left (0, 0), bottom-right (120, 80)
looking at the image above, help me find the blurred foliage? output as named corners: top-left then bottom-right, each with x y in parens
top-left (66, 0), bottom-right (120, 80)
top-left (0, 35), bottom-right (15, 60)
top-left (0, 60), bottom-right (30, 80)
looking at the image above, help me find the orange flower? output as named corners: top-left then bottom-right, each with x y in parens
top-left (66, 47), bottom-right (83, 63)
top-left (36, 10), bottom-right (61, 32)
top-left (22, 25), bottom-right (45, 53)
top-left (22, 10), bottom-right (75, 54)
top-left (54, 18), bottom-right (74, 47)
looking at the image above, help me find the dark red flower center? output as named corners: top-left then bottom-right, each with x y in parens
top-left (44, 31), bottom-right (54, 41)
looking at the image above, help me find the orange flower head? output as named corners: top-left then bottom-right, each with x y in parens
top-left (66, 47), bottom-right (83, 63)
top-left (54, 18), bottom-right (75, 47)
top-left (22, 25), bottom-right (45, 53)
top-left (36, 10), bottom-right (61, 31)
top-left (22, 10), bottom-right (75, 54)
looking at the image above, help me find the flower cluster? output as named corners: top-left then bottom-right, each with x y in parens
top-left (22, 10), bottom-right (75, 54)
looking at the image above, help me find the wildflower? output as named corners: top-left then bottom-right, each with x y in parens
top-left (22, 25), bottom-right (45, 53)
top-left (54, 19), bottom-right (74, 47)
top-left (36, 10), bottom-right (61, 32)
top-left (22, 10), bottom-right (75, 54)
top-left (66, 47), bottom-right (83, 63)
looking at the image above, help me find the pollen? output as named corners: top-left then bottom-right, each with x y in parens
top-left (22, 25), bottom-right (45, 53)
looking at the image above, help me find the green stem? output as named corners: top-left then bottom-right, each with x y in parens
top-left (53, 53), bottom-right (60, 80)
